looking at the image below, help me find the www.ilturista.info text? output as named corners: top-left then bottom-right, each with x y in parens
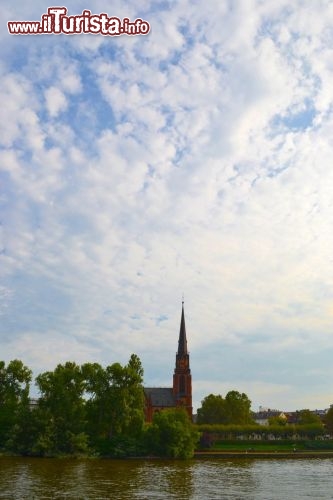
top-left (8, 7), bottom-right (150, 36)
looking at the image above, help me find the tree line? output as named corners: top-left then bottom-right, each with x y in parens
top-left (195, 392), bottom-right (333, 444)
top-left (0, 357), bottom-right (198, 458)
top-left (2, 358), bottom-right (332, 458)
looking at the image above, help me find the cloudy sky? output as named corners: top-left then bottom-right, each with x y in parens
top-left (1, 0), bottom-right (333, 412)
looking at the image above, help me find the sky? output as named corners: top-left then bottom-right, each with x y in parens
top-left (1, 0), bottom-right (333, 413)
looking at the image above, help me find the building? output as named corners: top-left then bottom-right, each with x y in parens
top-left (144, 302), bottom-right (193, 422)
top-left (253, 408), bottom-right (287, 426)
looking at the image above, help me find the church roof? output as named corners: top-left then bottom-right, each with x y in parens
top-left (177, 302), bottom-right (188, 355)
top-left (144, 387), bottom-right (176, 407)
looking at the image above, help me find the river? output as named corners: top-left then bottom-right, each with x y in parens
top-left (1, 457), bottom-right (333, 499)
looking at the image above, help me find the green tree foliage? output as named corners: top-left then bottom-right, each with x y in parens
top-left (268, 415), bottom-right (287, 426)
top-left (224, 391), bottom-right (252, 424)
top-left (0, 360), bottom-right (32, 448)
top-left (145, 408), bottom-right (199, 459)
top-left (81, 361), bottom-right (107, 439)
top-left (124, 353), bottom-right (145, 436)
top-left (83, 354), bottom-right (145, 455)
top-left (197, 394), bottom-right (226, 424)
top-left (324, 407), bottom-right (333, 434)
top-left (195, 422), bottom-right (326, 443)
top-left (32, 356), bottom-right (145, 456)
top-left (297, 409), bottom-right (323, 426)
top-left (6, 392), bottom-right (42, 456)
top-left (35, 362), bottom-right (88, 455)
top-left (197, 391), bottom-right (253, 425)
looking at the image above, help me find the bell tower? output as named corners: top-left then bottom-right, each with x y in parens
top-left (173, 301), bottom-right (192, 420)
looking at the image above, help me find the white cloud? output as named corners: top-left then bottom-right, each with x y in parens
top-left (0, 73), bottom-right (42, 148)
top-left (44, 86), bottom-right (68, 118)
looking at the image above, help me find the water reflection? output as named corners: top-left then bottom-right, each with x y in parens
top-left (134, 461), bottom-right (195, 499)
top-left (1, 457), bottom-right (333, 499)
top-left (191, 459), bottom-right (258, 499)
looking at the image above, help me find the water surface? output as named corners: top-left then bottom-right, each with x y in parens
top-left (1, 457), bottom-right (333, 499)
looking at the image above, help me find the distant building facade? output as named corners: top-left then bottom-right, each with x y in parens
top-left (253, 409), bottom-right (287, 426)
top-left (144, 302), bottom-right (193, 422)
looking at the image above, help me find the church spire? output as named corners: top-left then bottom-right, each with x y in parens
top-left (173, 300), bottom-right (192, 420)
top-left (177, 300), bottom-right (188, 355)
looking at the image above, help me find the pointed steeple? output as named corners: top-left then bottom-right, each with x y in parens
top-left (177, 301), bottom-right (188, 355)
top-left (173, 300), bottom-right (192, 420)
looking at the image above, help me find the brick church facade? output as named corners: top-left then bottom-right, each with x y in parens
top-left (144, 302), bottom-right (193, 422)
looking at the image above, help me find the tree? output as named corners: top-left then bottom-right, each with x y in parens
top-left (123, 353), bottom-right (145, 436)
top-left (0, 360), bottom-right (32, 448)
top-left (81, 361), bottom-right (109, 442)
top-left (197, 394), bottom-right (227, 424)
top-left (197, 391), bottom-right (253, 425)
top-left (297, 409), bottom-right (323, 426)
top-left (1, 354), bottom-right (145, 457)
top-left (145, 408), bottom-right (199, 459)
top-left (35, 362), bottom-right (88, 455)
top-left (324, 407), bottom-right (333, 434)
top-left (268, 415), bottom-right (287, 426)
top-left (83, 354), bottom-right (145, 455)
top-left (5, 391), bottom-right (41, 456)
top-left (224, 391), bottom-right (253, 425)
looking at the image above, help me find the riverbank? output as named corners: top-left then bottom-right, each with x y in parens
top-left (3, 449), bottom-right (333, 460)
top-left (194, 450), bottom-right (333, 459)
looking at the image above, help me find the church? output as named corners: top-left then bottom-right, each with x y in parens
top-left (144, 302), bottom-right (193, 422)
